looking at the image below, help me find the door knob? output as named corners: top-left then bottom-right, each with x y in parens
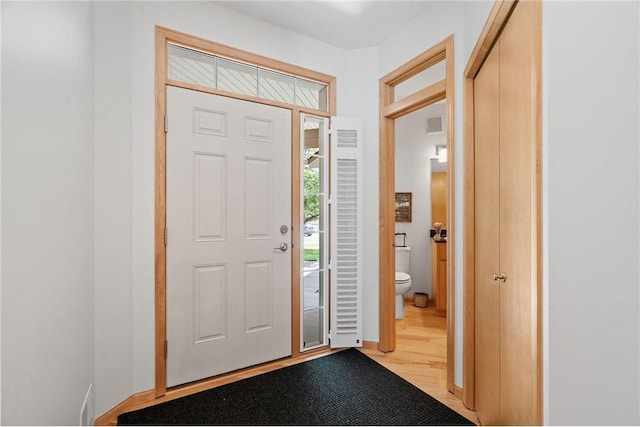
top-left (492, 272), bottom-right (507, 282)
top-left (274, 242), bottom-right (288, 252)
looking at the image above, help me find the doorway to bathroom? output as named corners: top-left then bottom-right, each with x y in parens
top-left (393, 99), bottom-right (451, 398)
top-left (378, 35), bottom-right (456, 396)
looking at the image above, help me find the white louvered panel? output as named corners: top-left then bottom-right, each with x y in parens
top-left (330, 117), bottom-right (363, 348)
top-left (335, 159), bottom-right (358, 334)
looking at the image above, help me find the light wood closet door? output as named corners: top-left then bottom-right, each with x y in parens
top-left (473, 39), bottom-right (501, 426)
top-left (473, 1), bottom-right (539, 424)
top-left (499, 1), bottom-right (538, 424)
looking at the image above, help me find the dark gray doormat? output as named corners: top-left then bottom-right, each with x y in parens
top-left (118, 349), bottom-right (475, 425)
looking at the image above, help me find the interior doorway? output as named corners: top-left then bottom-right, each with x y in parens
top-left (379, 35), bottom-right (456, 394)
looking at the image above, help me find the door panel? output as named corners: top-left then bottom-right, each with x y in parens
top-left (474, 39), bottom-right (501, 426)
top-left (498, 1), bottom-right (538, 423)
top-left (166, 86), bottom-right (292, 387)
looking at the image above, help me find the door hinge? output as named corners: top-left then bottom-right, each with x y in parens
top-left (164, 115), bottom-right (168, 133)
top-left (164, 228), bottom-right (168, 246)
top-left (164, 340), bottom-right (168, 359)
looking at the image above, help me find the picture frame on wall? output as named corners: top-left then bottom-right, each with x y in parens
top-left (395, 192), bottom-right (412, 223)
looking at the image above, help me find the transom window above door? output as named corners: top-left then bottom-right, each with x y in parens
top-left (168, 44), bottom-right (329, 111)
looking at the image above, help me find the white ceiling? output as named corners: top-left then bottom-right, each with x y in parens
top-left (212, 1), bottom-right (433, 50)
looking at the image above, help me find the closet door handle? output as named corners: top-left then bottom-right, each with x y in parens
top-left (492, 272), bottom-right (507, 282)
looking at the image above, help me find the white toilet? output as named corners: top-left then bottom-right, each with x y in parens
top-left (395, 246), bottom-right (413, 319)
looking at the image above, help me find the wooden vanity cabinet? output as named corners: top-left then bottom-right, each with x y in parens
top-left (431, 240), bottom-right (447, 315)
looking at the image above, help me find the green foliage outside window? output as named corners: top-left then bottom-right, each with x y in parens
top-left (304, 148), bottom-right (321, 224)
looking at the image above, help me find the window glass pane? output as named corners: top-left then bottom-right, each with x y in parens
top-left (303, 272), bottom-right (325, 347)
top-left (168, 44), bottom-right (216, 88)
top-left (303, 116), bottom-right (325, 157)
top-left (296, 78), bottom-right (328, 111)
top-left (217, 57), bottom-right (258, 96)
top-left (167, 45), bottom-right (329, 112)
top-left (394, 59), bottom-right (446, 102)
top-left (304, 156), bottom-right (325, 196)
top-left (259, 69), bottom-right (295, 104)
top-left (301, 114), bottom-right (328, 350)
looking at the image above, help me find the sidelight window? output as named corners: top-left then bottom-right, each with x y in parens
top-left (300, 114), bottom-right (329, 350)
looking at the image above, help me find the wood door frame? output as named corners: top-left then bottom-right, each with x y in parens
top-left (462, 0), bottom-right (542, 420)
top-left (154, 26), bottom-right (336, 397)
top-left (378, 35), bottom-right (456, 393)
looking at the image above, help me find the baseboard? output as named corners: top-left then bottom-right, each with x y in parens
top-left (361, 340), bottom-right (379, 350)
top-left (94, 390), bottom-right (156, 426)
top-left (453, 385), bottom-right (463, 399)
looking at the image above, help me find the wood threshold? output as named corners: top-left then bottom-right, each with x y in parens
top-left (154, 26), bottom-right (336, 397)
top-left (462, 0), bottom-right (542, 422)
top-left (95, 347), bottom-right (340, 426)
top-left (378, 34), bottom-right (456, 396)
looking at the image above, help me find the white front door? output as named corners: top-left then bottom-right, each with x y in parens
top-left (166, 86), bottom-right (292, 387)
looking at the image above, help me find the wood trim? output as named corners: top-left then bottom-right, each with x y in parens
top-left (378, 36), bottom-right (456, 386)
top-left (464, 0), bottom-right (516, 79)
top-left (95, 390), bottom-right (157, 426)
top-left (381, 38), bottom-right (448, 87)
top-left (154, 26), bottom-right (336, 397)
top-left (533, 1), bottom-right (543, 422)
top-left (96, 348), bottom-right (343, 425)
top-left (454, 385), bottom-right (464, 400)
top-left (291, 111), bottom-right (301, 357)
top-left (378, 78), bottom-right (396, 353)
top-left (166, 80), bottom-right (332, 118)
top-left (361, 340), bottom-right (379, 350)
top-left (444, 36), bottom-right (456, 395)
top-left (462, 1), bottom-right (543, 422)
top-left (154, 27), bottom-right (168, 398)
top-left (462, 76), bottom-right (476, 410)
top-left (382, 80), bottom-right (446, 119)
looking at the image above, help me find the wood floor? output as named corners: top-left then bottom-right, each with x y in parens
top-left (359, 301), bottom-right (479, 424)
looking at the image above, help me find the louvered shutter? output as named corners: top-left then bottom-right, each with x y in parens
top-left (329, 117), bottom-right (363, 348)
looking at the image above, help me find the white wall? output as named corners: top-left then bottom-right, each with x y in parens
top-left (378, 0), bottom-right (492, 387)
top-left (1, 2), bottom-right (95, 424)
top-left (394, 103), bottom-right (447, 297)
top-left (339, 45), bottom-right (381, 342)
top-left (543, 2), bottom-right (640, 424)
top-left (94, 2), bottom-right (134, 418)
